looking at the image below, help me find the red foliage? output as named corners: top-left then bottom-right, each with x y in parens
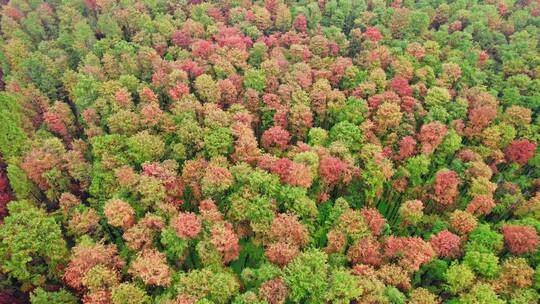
top-left (171, 212), bottom-right (202, 240)
top-left (368, 91), bottom-right (401, 109)
top-left (21, 148), bottom-right (62, 191)
top-left (329, 57), bottom-right (352, 86)
top-left (448, 20), bottom-right (462, 33)
top-left (182, 159), bottom-right (208, 201)
top-left (262, 126), bottom-right (291, 151)
top-left (199, 198), bottom-right (224, 222)
top-left (129, 249), bottom-right (171, 287)
top-left (347, 238), bottom-right (383, 267)
top-left (84, 0), bottom-right (97, 11)
top-left (44, 102), bottom-right (73, 141)
top-left (141, 102), bottom-right (163, 127)
top-left (406, 43), bottom-right (425, 60)
top-left (466, 105), bottom-right (497, 134)
top-left (391, 77), bottom-right (412, 97)
top-left (259, 277), bottom-right (288, 304)
top-left (171, 31), bottom-right (192, 48)
top-left (266, 242), bottom-right (299, 267)
top-left (273, 108), bottom-right (289, 129)
top-left (364, 27), bottom-right (382, 42)
top-left (64, 243), bottom-right (124, 291)
top-left (466, 195), bottom-right (496, 216)
top-left (217, 79), bottom-right (238, 106)
top-left (211, 222), bottom-right (240, 263)
top-left (418, 122), bottom-right (447, 154)
top-left (478, 51), bottom-right (489, 65)
top-left (139, 87), bottom-right (159, 104)
top-left (269, 158), bottom-right (312, 188)
top-left (325, 230), bottom-right (347, 254)
top-left (179, 59), bottom-right (205, 78)
top-left (115, 166), bottom-right (138, 188)
top-left (191, 40), bottom-right (214, 59)
top-left (270, 214), bottom-right (309, 247)
top-left (501, 225), bottom-right (540, 255)
top-left (104, 199), bottom-right (135, 230)
top-left (505, 139), bottom-right (537, 166)
top-left (143, 161), bottom-right (183, 198)
top-left (395, 136), bottom-right (417, 160)
top-left (168, 82), bottom-right (190, 101)
top-left (293, 15), bottom-right (307, 32)
top-left (383, 236), bottom-right (435, 272)
top-left (0, 158), bottom-right (13, 223)
top-left (82, 291), bottom-right (111, 304)
top-left (233, 131), bottom-right (261, 164)
top-left (433, 170), bottom-right (460, 208)
top-left (115, 88), bottom-right (132, 109)
top-left (429, 230), bottom-right (461, 259)
top-left (319, 156), bottom-right (349, 185)
top-left (215, 27), bottom-right (250, 50)
top-left (361, 207), bottom-right (386, 236)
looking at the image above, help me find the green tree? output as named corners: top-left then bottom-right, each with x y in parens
top-left (0, 200), bottom-right (68, 290)
top-left (30, 288), bottom-right (77, 304)
top-left (284, 249), bottom-right (329, 303)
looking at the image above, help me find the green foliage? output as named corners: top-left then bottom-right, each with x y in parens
top-left (111, 283), bottom-right (151, 304)
top-left (465, 224), bottom-right (504, 253)
top-left (329, 121), bottom-right (363, 151)
top-left (425, 87), bottom-right (451, 109)
top-left (160, 227), bottom-right (189, 261)
top-left (284, 249), bottom-right (329, 303)
top-left (534, 265), bottom-right (540, 290)
top-left (176, 268), bottom-right (240, 304)
top-left (405, 155), bottom-right (431, 187)
top-left (0, 93), bottom-right (29, 160)
top-left (204, 127), bottom-right (234, 158)
top-left (384, 286), bottom-right (405, 304)
top-left (326, 268), bottom-right (363, 304)
top-left (232, 292), bottom-right (266, 304)
top-left (444, 262), bottom-right (475, 294)
top-left (277, 185), bottom-right (318, 220)
top-left (248, 42), bottom-right (268, 67)
top-left (0, 200), bottom-right (68, 289)
top-left (463, 250), bottom-right (500, 278)
top-left (126, 131), bottom-right (165, 165)
top-left (308, 127), bottom-right (329, 146)
top-left (243, 68), bottom-right (266, 92)
top-left (195, 74), bottom-right (220, 103)
top-left (240, 263), bottom-right (282, 290)
top-left (459, 283), bottom-right (505, 304)
top-left (414, 259), bottom-right (448, 290)
top-left (510, 288), bottom-right (540, 304)
top-left (334, 97), bottom-right (367, 125)
top-left (17, 53), bottom-right (61, 99)
top-left (30, 288), bottom-right (77, 304)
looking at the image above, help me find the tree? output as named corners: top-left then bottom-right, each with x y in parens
top-left (0, 200), bottom-right (68, 290)
top-left (195, 74), bottom-right (221, 103)
top-left (284, 249), bottom-right (329, 303)
top-left (444, 262), bottom-right (475, 294)
top-left (30, 288), bottom-right (77, 304)
top-left (243, 68), bottom-right (266, 92)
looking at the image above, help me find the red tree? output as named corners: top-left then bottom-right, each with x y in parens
top-left (505, 139), bottom-right (537, 165)
top-left (429, 230), bottom-right (461, 259)
top-left (501, 225), bottom-right (540, 255)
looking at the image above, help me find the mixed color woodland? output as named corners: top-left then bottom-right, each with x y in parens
top-left (0, 0), bottom-right (539, 303)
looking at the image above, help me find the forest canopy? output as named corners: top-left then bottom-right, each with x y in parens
top-left (0, 0), bottom-right (539, 303)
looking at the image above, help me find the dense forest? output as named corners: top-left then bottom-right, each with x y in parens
top-left (0, 0), bottom-right (539, 303)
